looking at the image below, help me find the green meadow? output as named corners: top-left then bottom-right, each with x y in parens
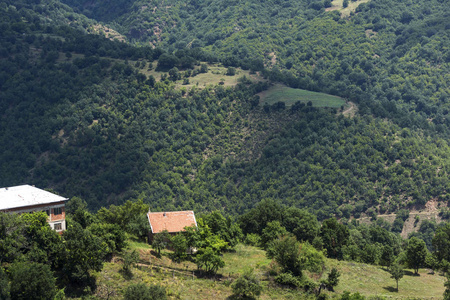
top-left (259, 84), bottom-right (346, 108)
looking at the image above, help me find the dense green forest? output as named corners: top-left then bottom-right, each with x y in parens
top-left (1, 0), bottom-right (450, 298)
top-left (1, 0), bottom-right (450, 219)
top-left (63, 0), bottom-right (450, 122)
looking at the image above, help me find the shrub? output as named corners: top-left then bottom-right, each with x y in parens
top-left (231, 269), bottom-right (263, 299)
top-left (324, 267), bottom-right (340, 291)
top-left (301, 277), bottom-right (318, 293)
top-left (244, 233), bottom-right (261, 246)
top-left (274, 272), bottom-right (301, 288)
top-left (299, 242), bottom-right (325, 273)
top-left (124, 283), bottom-right (167, 300)
top-left (121, 250), bottom-right (139, 273)
top-left (200, 63), bottom-right (208, 73)
top-left (267, 235), bottom-right (303, 277)
top-left (226, 67), bottom-right (236, 76)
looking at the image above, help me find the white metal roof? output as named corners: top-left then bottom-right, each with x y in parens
top-left (0, 185), bottom-right (68, 211)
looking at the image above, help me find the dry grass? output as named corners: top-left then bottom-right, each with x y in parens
top-left (328, 0), bottom-right (371, 17)
top-left (92, 242), bottom-right (446, 300)
top-left (329, 259), bottom-right (446, 298)
top-left (93, 242), bottom-right (309, 300)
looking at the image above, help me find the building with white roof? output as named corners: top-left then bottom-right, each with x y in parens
top-left (0, 185), bottom-right (68, 232)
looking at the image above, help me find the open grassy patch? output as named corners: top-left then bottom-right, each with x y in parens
top-left (94, 242), bottom-right (446, 299)
top-left (52, 55), bottom-right (263, 90)
top-left (140, 62), bottom-right (264, 88)
top-left (222, 244), bottom-right (271, 277)
top-left (328, 259), bottom-right (446, 298)
top-left (258, 84), bottom-right (345, 108)
top-left (328, 0), bottom-right (371, 17)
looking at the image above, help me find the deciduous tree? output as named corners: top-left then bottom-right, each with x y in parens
top-left (195, 247), bottom-right (225, 274)
top-left (62, 222), bottom-right (106, 284)
top-left (389, 262), bottom-right (404, 292)
top-left (152, 230), bottom-right (170, 256)
top-left (0, 267), bottom-right (9, 300)
top-left (267, 235), bottom-right (302, 277)
top-left (9, 262), bottom-right (56, 300)
top-left (406, 237), bottom-right (427, 274)
top-left (320, 218), bottom-right (349, 259)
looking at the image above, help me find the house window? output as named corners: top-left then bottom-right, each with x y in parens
top-left (54, 223), bottom-right (62, 231)
top-left (44, 209), bottom-right (50, 216)
top-left (53, 207), bottom-right (62, 215)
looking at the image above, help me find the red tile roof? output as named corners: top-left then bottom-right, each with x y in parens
top-left (147, 211), bottom-right (197, 234)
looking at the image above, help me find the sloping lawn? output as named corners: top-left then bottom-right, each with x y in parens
top-left (258, 84), bottom-right (345, 108)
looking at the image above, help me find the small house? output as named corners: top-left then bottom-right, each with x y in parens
top-left (0, 184), bottom-right (68, 232)
top-left (147, 210), bottom-right (197, 242)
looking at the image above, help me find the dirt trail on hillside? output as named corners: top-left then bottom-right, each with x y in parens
top-left (341, 101), bottom-right (357, 117)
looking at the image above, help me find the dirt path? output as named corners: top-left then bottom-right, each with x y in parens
top-left (341, 101), bottom-right (357, 117)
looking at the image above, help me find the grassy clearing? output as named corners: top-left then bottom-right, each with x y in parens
top-left (140, 62), bottom-right (263, 88)
top-left (53, 54), bottom-right (262, 89)
top-left (93, 242), bottom-right (309, 300)
top-left (222, 244), bottom-right (271, 277)
top-left (327, 0), bottom-right (371, 17)
top-left (258, 84), bottom-right (345, 108)
top-left (329, 259), bottom-right (446, 298)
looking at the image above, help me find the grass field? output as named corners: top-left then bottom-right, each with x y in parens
top-left (258, 84), bottom-right (346, 108)
top-left (330, 260), bottom-right (446, 298)
top-left (328, 0), bottom-right (371, 17)
top-left (92, 242), bottom-right (446, 299)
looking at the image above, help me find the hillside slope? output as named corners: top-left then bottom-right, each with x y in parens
top-left (0, 0), bottom-right (449, 220)
top-left (94, 242), bottom-right (446, 299)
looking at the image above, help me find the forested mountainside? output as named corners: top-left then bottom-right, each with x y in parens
top-left (64, 0), bottom-right (450, 122)
top-left (1, 0), bottom-right (450, 219)
top-left (2, 0), bottom-right (450, 299)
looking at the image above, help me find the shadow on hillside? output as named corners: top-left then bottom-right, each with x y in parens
top-left (119, 269), bottom-right (134, 280)
top-left (404, 270), bottom-right (419, 276)
top-left (381, 268), bottom-right (418, 277)
top-left (383, 286), bottom-right (398, 293)
top-left (227, 295), bottom-right (255, 300)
